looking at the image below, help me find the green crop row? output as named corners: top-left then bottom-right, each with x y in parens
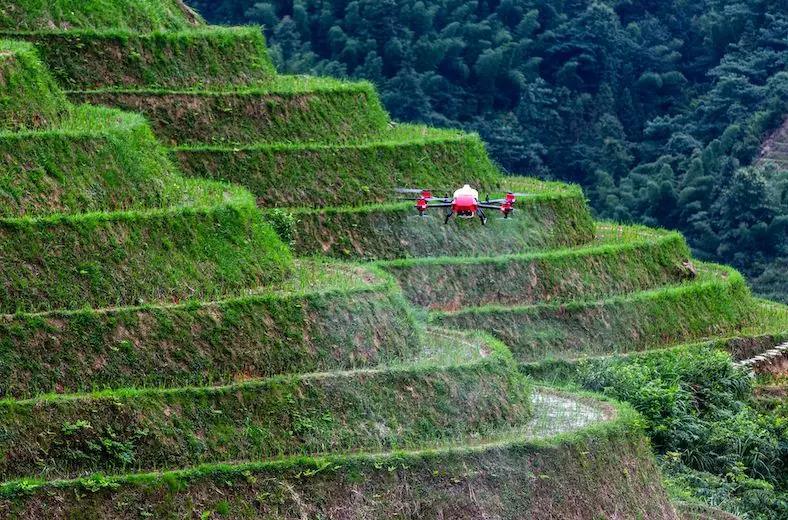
top-left (0, 0), bottom-right (202, 32)
top-left (5, 26), bottom-right (275, 89)
top-left (0, 40), bottom-right (66, 131)
top-left (432, 264), bottom-right (755, 362)
top-left (69, 76), bottom-right (390, 146)
top-left (0, 395), bottom-right (675, 520)
top-left (0, 262), bottom-right (424, 399)
top-left (0, 338), bottom-right (530, 482)
top-left (0, 187), bottom-right (292, 314)
top-left (380, 225), bottom-right (693, 310)
top-left (0, 105), bottom-right (188, 217)
top-left (288, 185), bottom-right (595, 260)
top-left (174, 125), bottom-right (503, 207)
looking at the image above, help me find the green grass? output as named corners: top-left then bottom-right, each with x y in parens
top-left (0, 5), bottom-right (769, 516)
top-left (0, 261), bottom-right (425, 400)
top-left (288, 179), bottom-right (595, 259)
top-left (0, 42), bottom-right (253, 218)
top-left (432, 264), bottom-right (755, 362)
top-left (5, 26), bottom-right (275, 89)
top-left (521, 301), bottom-right (788, 383)
top-left (0, 40), bottom-right (295, 313)
top-left (69, 76), bottom-right (391, 146)
top-left (0, 396), bottom-right (676, 520)
top-left (0, 0), bottom-right (203, 31)
top-left (0, 334), bottom-right (530, 482)
top-left (174, 125), bottom-right (504, 206)
top-left (0, 105), bottom-right (193, 216)
top-left (0, 40), bottom-right (67, 130)
top-left (379, 224), bottom-right (693, 310)
top-left (739, 298), bottom-right (788, 335)
top-left (0, 187), bottom-right (293, 314)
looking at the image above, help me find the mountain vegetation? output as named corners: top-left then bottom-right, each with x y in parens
top-left (187, 0), bottom-right (788, 302)
top-left (1, 1), bottom-right (787, 519)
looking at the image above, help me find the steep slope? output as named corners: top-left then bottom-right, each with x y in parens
top-left (2, 388), bottom-right (675, 519)
top-left (1, 2), bottom-right (784, 519)
top-left (0, 41), bottom-right (292, 313)
top-left (0, 24), bottom-right (586, 520)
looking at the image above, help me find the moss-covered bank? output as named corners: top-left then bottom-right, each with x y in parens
top-left (0, 344), bottom-right (530, 481)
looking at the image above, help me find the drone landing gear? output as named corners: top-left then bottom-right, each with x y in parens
top-left (443, 209), bottom-right (488, 225)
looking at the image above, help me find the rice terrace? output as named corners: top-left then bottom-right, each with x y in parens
top-left (0, 0), bottom-right (785, 519)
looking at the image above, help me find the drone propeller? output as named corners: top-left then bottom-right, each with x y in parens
top-left (394, 187), bottom-right (438, 200)
top-left (394, 188), bottom-right (430, 194)
top-left (395, 187), bottom-right (455, 203)
top-left (484, 191), bottom-right (531, 202)
top-left (494, 192), bottom-right (530, 198)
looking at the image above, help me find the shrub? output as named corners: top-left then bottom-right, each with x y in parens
top-left (576, 346), bottom-right (787, 519)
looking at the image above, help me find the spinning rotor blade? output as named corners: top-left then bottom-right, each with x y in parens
top-left (485, 192), bottom-right (531, 203)
top-left (394, 187), bottom-right (451, 201)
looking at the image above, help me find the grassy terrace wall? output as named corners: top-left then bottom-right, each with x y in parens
top-left (70, 77), bottom-right (390, 146)
top-left (0, 39), bottom-right (295, 315)
top-left (0, 346), bottom-right (530, 481)
top-left (0, 397), bottom-right (678, 520)
top-left (0, 263), bottom-right (422, 399)
top-left (0, 106), bottom-right (184, 217)
top-left (520, 299), bottom-right (788, 382)
top-left (175, 126), bottom-right (503, 206)
top-left (0, 41), bottom-right (66, 130)
top-left (380, 226), bottom-right (693, 310)
top-left (433, 265), bottom-right (754, 362)
top-left (0, 0), bottom-right (202, 31)
top-left (0, 189), bottom-right (292, 314)
top-left (0, 3), bottom-right (721, 517)
top-left (4, 27), bottom-right (275, 89)
top-left (289, 182), bottom-right (595, 260)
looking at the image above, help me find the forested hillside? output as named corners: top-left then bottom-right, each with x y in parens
top-left (188, 0), bottom-right (788, 302)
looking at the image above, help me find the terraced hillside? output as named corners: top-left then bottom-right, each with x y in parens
top-left (0, 2), bottom-right (786, 519)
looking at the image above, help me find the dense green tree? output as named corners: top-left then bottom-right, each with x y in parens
top-left (187, 0), bottom-right (788, 301)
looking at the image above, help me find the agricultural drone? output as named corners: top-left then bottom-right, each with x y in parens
top-left (396, 184), bottom-right (525, 225)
